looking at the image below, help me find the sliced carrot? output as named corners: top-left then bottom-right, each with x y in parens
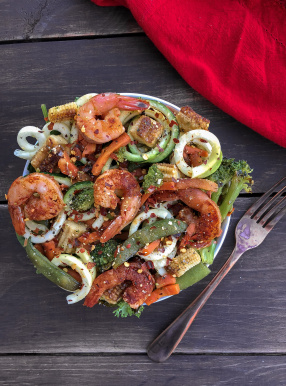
top-left (138, 239), bottom-right (161, 256)
top-left (34, 243), bottom-right (45, 255)
top-left (145, 284), bottom-right (180, 306)
top-left (92, 133), bottom-right (131, 176)
top-left (63, 267), bottom-right (82, 283)
top-left (78, 231), bottom-right (101, 244)
top-left (58, 151), bottom-right (79, 179)
top-left (42, 240), bottom-right (61, 261)
top-left (82, 143), bottom-right (96, 157)
top-left (155, 273), bottom-right (176, 289)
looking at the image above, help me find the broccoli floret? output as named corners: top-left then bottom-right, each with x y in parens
top-left (113, 300), bottom-right (144, 318)
top-left (70, 188), bottom-right (94, 212)
top-left (142, 164), bottom-right (164, 192)
top-left (90, 240), bottom-right (119, 272)
top-left (115, 146), bottom-right (127, 163)
top-left (200, 158), bottom-right (253, 264)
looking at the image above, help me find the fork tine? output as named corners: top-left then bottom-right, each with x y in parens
top-left (246, 176), bottom-right (286, 217)
top-left (263, 196), bottom-right (286, 230)
top-left (254, 185), bottom-right (286, 222)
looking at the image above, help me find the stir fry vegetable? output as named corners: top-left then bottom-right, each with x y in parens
top-left (8, 92), bottom-right (253, 317)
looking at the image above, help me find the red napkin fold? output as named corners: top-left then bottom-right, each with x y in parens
top-left (92, 0), bottom-right (286, 148)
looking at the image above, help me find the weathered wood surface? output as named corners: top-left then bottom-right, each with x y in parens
top-left (1, 37), bottom-right (285, 198)
top-left (1, 355), bottom-right (286, 386)
top-left (1, 198), bottom-right (285, 354)
top-left (0, 0), bottom-right (142, 41)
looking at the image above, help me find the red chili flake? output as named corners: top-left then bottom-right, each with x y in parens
top-left (80, 248), bottom-right (85, 253)
top-left (100, 207), bottom-right (107, 216)
top-left (203, 160), bottom-right (207, 164)
top-left (48, 123), bottom-right (54, 131)
top-left (200, 138), bottom-right (208, 143)
top-left (173, 138), bottom-right (179, 144)
top-left (126, 244), bottom-right (131, 249)
top-left (155, 112), bottom-right (159, 118)
top-left (150, 213), bottom-right (156, 218)
top-left (98, 250), bottom-right (103, 255)
top-left (105, 182), bottom-right (113, 188)
top-left (87, 262), bottom-right (96, 269)
top-left (157, 145), bottom-right (164, 152)
top-left (130, 140), bottom-right (135, 145)
top-left (136, 241), bottom-right (141, 245)
top-left (94, 129), bottom-right (99, 134)
top-left (150, 226), bottom-right (157, 230)
top-left (169, 120), bottom-right (176, 128)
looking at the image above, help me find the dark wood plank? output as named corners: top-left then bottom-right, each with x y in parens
top-left (1, 37), bottom-right (285, 198)
top-left (1, 355), bottom-right (286, 385)
top-left (1, 197), bottom-right (285, 354)
top-left (0, 0), bottom-right (142, 41)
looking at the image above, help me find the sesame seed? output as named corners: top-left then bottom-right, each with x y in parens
top-left (124, 262), bottom-right (129, 267)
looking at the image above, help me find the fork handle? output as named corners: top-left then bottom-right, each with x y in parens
top-left (147, 248), bottom-right (242, 362)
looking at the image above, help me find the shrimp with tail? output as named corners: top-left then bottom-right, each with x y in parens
top-left (84, 262), bottom-right (155, 308)
top-left (93, 169), bottom-right (141, 243)
top-left (7, 173), bottom-right (65, 236)
top-left (76, 93), bottom-right (149, 144)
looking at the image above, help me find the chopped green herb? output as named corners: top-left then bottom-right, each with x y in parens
top-left (113, 300), bottom-right (144, 318)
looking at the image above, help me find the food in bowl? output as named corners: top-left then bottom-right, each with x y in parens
top-left (7, 92), bottom-right (253, 317)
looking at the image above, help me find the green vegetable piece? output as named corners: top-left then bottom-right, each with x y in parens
top-left (41, 104), bottom-right (48, 121)
top-left (115, 146), bottom-right (127, 163)
top-left (113, 300), bottom-right (144, 318)
top-left (64, 181), bottom-right (94, 210)
top-left (208, 157), bottom-right (253, 221)
top-left (199, 241), bottom-right (216, 265)
top-left (16, 235), bottom-right (80, 292)
top-left (142, 164), bottom-right (164, 192)
top-left (113, 219), bottom-right (187, 268)
top-left (91, 240), bottom-right (119, 272)
top-left (71, 188), bottom-right (94, 212)
top-left (124, 100), bottom-right (179, 163)
top-left (176, 262), bottom-right (211, 290)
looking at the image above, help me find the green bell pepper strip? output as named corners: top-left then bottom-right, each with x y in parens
top-left (124, 100), bottom-right (179, 163)
top-left (16, 234), bottom-right (80, 292)
top-left (176, 262), bottom-right (211, 290)
top-left (113, 218), bottom-right (187, 268)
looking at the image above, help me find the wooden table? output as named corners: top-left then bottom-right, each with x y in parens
top-left (1, 2), bottom-right (286, 385)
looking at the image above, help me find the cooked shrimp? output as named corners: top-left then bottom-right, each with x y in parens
top-left (84, 262), bottom-right (155, 308)
top-left (93, 169), bottom-right (141, 243)
top-left (7, 173), bottom-right (64, 236)
top-left (76, 93), bottom-right (149, 144)
top-left (178, 188), bottom-right (221, 248)
top-left (147, 188), bottom-right (221, 248)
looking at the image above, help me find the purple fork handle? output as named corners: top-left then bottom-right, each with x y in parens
top-left (147, 249), bottom-right (242, 363)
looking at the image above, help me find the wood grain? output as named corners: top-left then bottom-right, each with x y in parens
top-left (0, 0), bottom-right (142, 41)
top-left (1, 197), bottom-right (285, 354)
top-left (1, 37), bottom-right (285, 198)
top-left (1, 355), bottom-right (286, 385)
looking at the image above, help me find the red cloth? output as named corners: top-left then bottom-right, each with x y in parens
top-left (92, 0), bottom-right (286, 147)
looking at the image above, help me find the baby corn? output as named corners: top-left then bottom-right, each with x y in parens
top-left (167, 248), bottom-right (201, 277)
top-left (156, 163), bottom-right (181, 182)
top-left (58, 220), bottom-right (87, 254)
top-left (176, 106), bottom-right (210, 132)
top-left (48, 102), bottom-right (78, 123)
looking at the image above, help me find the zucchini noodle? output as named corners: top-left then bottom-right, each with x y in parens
top-left (129, 207), bottom-right (173, 236)
top-left (174, 129), bottom-right (221, 178)
top-left (14, 126), bottom-right (47, 160)
top-left (124, 100), bottom-right (179, 163)
top-left (51, 254), bottom-right (94, 304)
top-left (24, 210), bottom-right (66, 243)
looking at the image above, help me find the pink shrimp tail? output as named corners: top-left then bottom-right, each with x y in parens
top-left (116, 95), bottom-right (149, 111)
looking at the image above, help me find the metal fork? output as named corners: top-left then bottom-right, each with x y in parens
top-left (147, 177), bottom-right (286, 363)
